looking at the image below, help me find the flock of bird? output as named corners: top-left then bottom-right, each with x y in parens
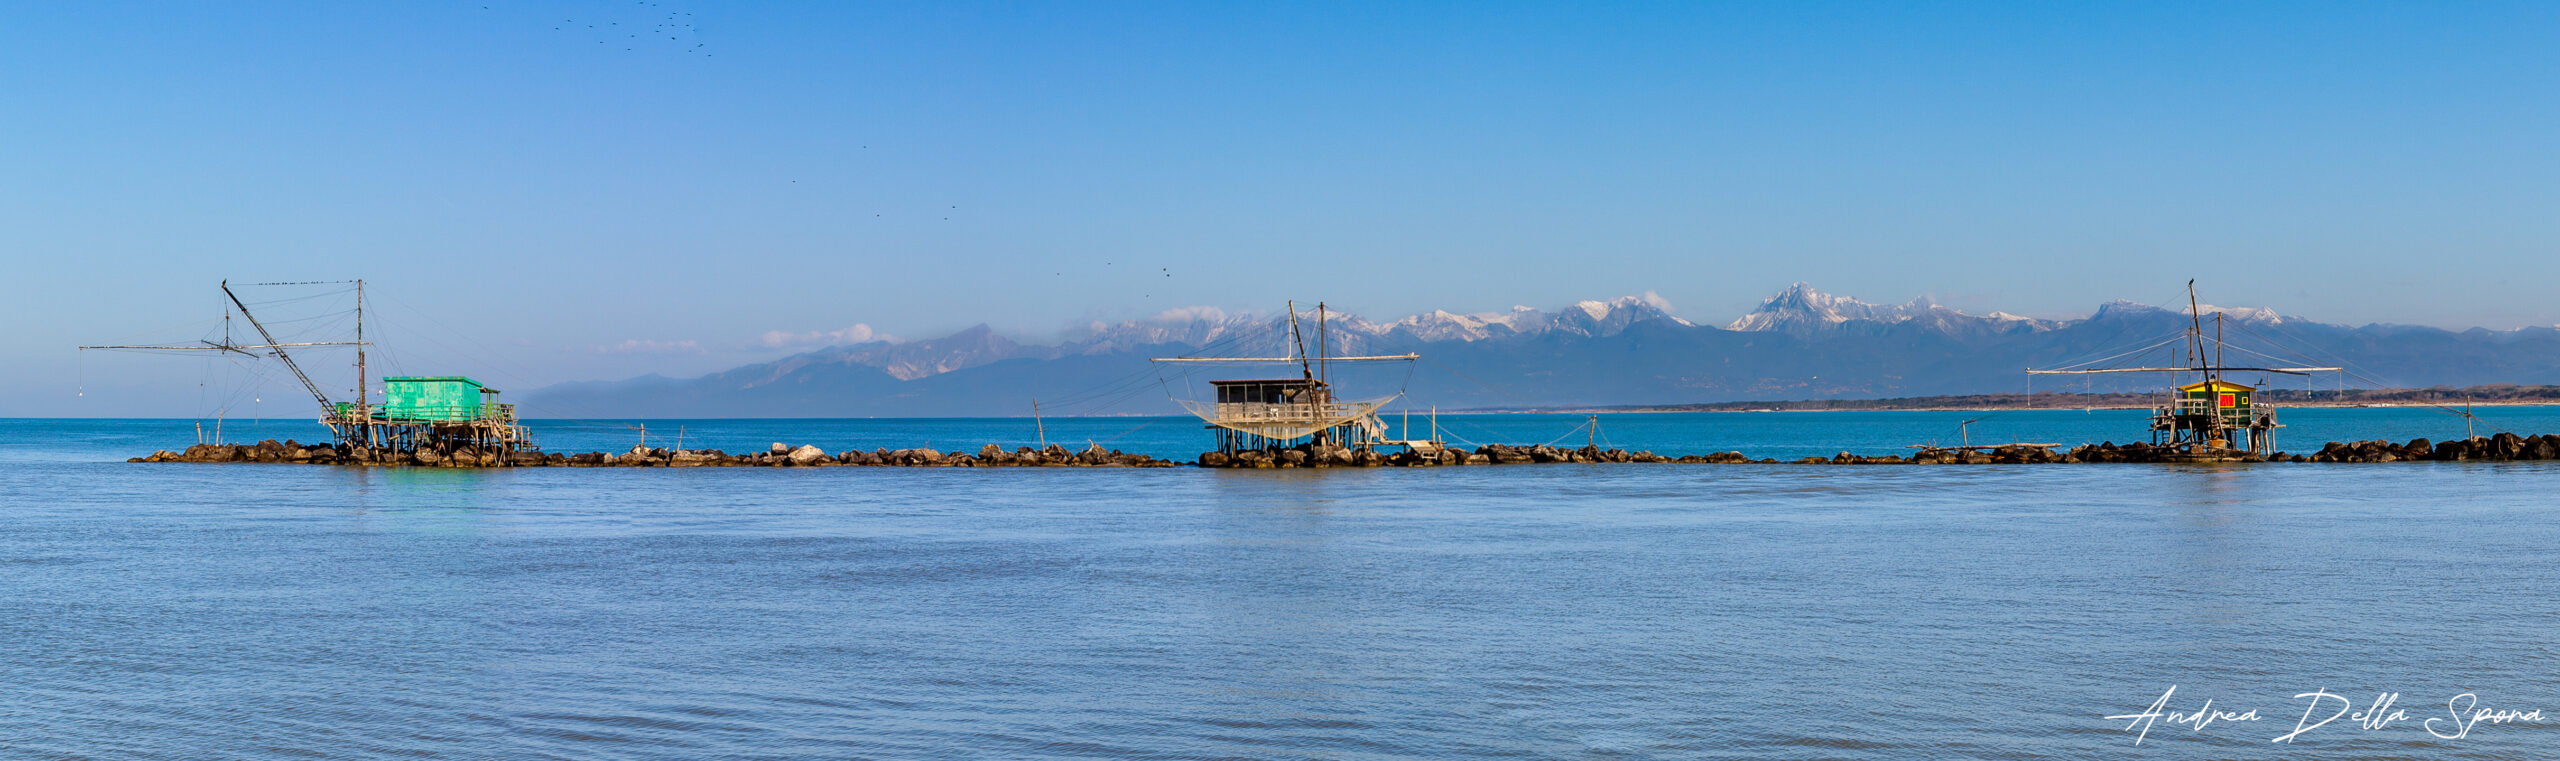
top-left (541, 2), bottom-right (707, 55)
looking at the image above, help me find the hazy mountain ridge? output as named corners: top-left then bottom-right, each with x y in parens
top-left (522, 286), bottom-right (2560, 417)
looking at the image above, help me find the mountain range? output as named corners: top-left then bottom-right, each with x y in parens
top-left (521, 284), bottom-right (2560, 417)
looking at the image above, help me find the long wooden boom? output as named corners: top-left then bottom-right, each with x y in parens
top-left (222, 280), bottom-right (337, 417)
top-left (2026, 366), bottom-right (2339, 376)
top-left (1152, 354), bottom-right (1418, 363)
top-left (80, 342), bottom-right (364, 351)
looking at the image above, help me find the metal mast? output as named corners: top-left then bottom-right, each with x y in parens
top-left (1316, 302), bottom-right (1328, 387)
top-left (355, 279), bottom-right (368, 410)
top-left (354, 279), bottom-right (370, 446)
top-left (2185, 280), bottom-right (2205, 373)
top-left (2213, 312), bottom-right (2225, 383)
top-left (1285, 300), bottom-right (1313, 382)
top-left (221, 280), bottom-right (336, 418)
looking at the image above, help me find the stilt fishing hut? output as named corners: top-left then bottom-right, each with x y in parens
top-left (2028, 281), bottom-right (2336, 457)
top-left (80, 280), bottom-right (536, 455)
top-left (1151, 301), bottom-right (1432, 456)
top-left (2166, 378), bottom-right (2276, 452)
top-left (333, 376), bottom-right (534, 453)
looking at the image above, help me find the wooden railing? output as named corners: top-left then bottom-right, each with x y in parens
top-left (1208, 401), bottom-right (1365, 422)
top-left (332, 402), bottom-right (517, 423)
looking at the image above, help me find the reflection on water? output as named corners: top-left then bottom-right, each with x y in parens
top-left (2, 420), bottom-right (2558, 758)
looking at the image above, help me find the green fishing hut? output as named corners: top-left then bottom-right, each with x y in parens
top-left (379, 376), bottom-right (507, 422)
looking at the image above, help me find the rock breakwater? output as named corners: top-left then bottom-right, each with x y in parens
top-left (129, 433), bottom-right (2560, 469)
top-left (133, 440), bottom-right (1181, 468)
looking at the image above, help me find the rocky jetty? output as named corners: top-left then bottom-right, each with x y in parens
top-left (1198, 443), bottom-right (1791, 467)
top-left (2056, 433), bottom-right (2560, 464)
top-left (1197, 443), bottom-right (1721, 468)
top-left (132, 440), bottom-right (1180, 468)
top-left (1197, 435), bottom-right (2560, 467)
top-left (1198, 442), bottom-right (2090, 467)
top-left (2305, 433), bottom-right (2560, 463)
top-left (131, 434), bottom-right (2560, 469)
top-left (2057, 442), bottom-right (2248, 463)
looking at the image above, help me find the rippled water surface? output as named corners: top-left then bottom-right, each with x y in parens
top-left (6, 415), bottom-right (2560, 759)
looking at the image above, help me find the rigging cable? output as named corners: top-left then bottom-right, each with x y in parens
top-left (2217, 319), bottom-right (2508, 435)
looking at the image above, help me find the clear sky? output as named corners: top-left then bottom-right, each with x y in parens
top-left (8, 1), bottom-right (2557, 415)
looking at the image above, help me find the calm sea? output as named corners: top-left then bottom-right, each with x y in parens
top-left (6, 409), bottom-right (2560, 759)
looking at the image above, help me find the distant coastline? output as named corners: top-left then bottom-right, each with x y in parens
top-left (1471, 384), bottom-right (2560, 414)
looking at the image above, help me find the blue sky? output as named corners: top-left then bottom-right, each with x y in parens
top-left (8, 1), bottom-right (2557, 415)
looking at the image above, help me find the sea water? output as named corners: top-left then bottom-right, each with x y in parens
top-left (5, 411), bottom-right (2559, 758)
top-left (33, 405), bottom-right (2560, 463)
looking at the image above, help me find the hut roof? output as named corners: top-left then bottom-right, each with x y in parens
top-left (2176, 379), bottom-right (2255, 393)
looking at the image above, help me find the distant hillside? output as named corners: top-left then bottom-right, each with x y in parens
top-left (521, 285), bottom-right (2560, 418)
top-left (1565, 385), bottom-right (2560, 413)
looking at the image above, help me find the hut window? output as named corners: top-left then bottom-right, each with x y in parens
top-left (2218, 393), bottom-right (2236, 407)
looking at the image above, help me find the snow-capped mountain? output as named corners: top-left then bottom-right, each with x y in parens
top-left (523, 285), bottom-right (2560, 417)
top-left (1379, 306), bottom-right (1550, 342)
top-left (1725, 282), bottom-right (2057, 333)
top-left (2089, 299), bottom-right (2285, 325)
top-left (1038, 292), bottom-right (1691, 356)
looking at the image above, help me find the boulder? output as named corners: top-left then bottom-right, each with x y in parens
top-left (2493, 432), bottom-right (2526, 460)
top-left (1310, 444), bottom-right (1354, 467)
top-left (788, 444), bottom-right (827, 466)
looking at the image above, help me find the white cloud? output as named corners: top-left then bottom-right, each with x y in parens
top-left (577, 339), bottom-right (702, 354)
top-left (758, 324), bottom-right (896, 349)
